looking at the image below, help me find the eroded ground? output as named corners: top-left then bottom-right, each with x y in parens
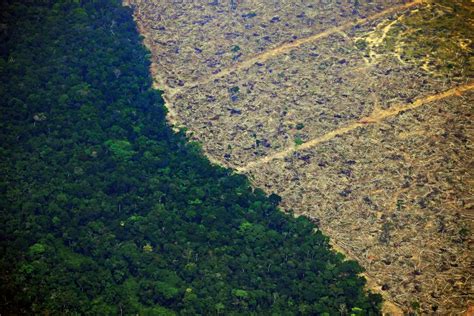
top-left (126, 0), bottom-right (473, 313)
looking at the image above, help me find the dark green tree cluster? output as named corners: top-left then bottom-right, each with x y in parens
top-left (0, 0), bottom-right (382, 314)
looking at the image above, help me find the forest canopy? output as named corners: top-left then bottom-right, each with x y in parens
top-left (0, 0), bottom-right (382, 314)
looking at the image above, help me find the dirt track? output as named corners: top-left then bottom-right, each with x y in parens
top-left (172, 0), bottom-right (426, 93)
top-left (238, 82), bottom-right (474, 173)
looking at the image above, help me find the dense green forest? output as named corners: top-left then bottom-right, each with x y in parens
top-left (0, 0), bottom-right (382, 314)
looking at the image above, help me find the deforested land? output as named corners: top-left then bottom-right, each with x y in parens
top-left (127, 0), bottom-right (474, 313)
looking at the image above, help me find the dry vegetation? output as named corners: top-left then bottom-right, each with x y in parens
top-left (126, 0), bottom-right (473, 314)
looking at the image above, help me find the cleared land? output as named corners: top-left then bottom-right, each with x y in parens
top-left (126, 0), bottom-right (473, 314)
